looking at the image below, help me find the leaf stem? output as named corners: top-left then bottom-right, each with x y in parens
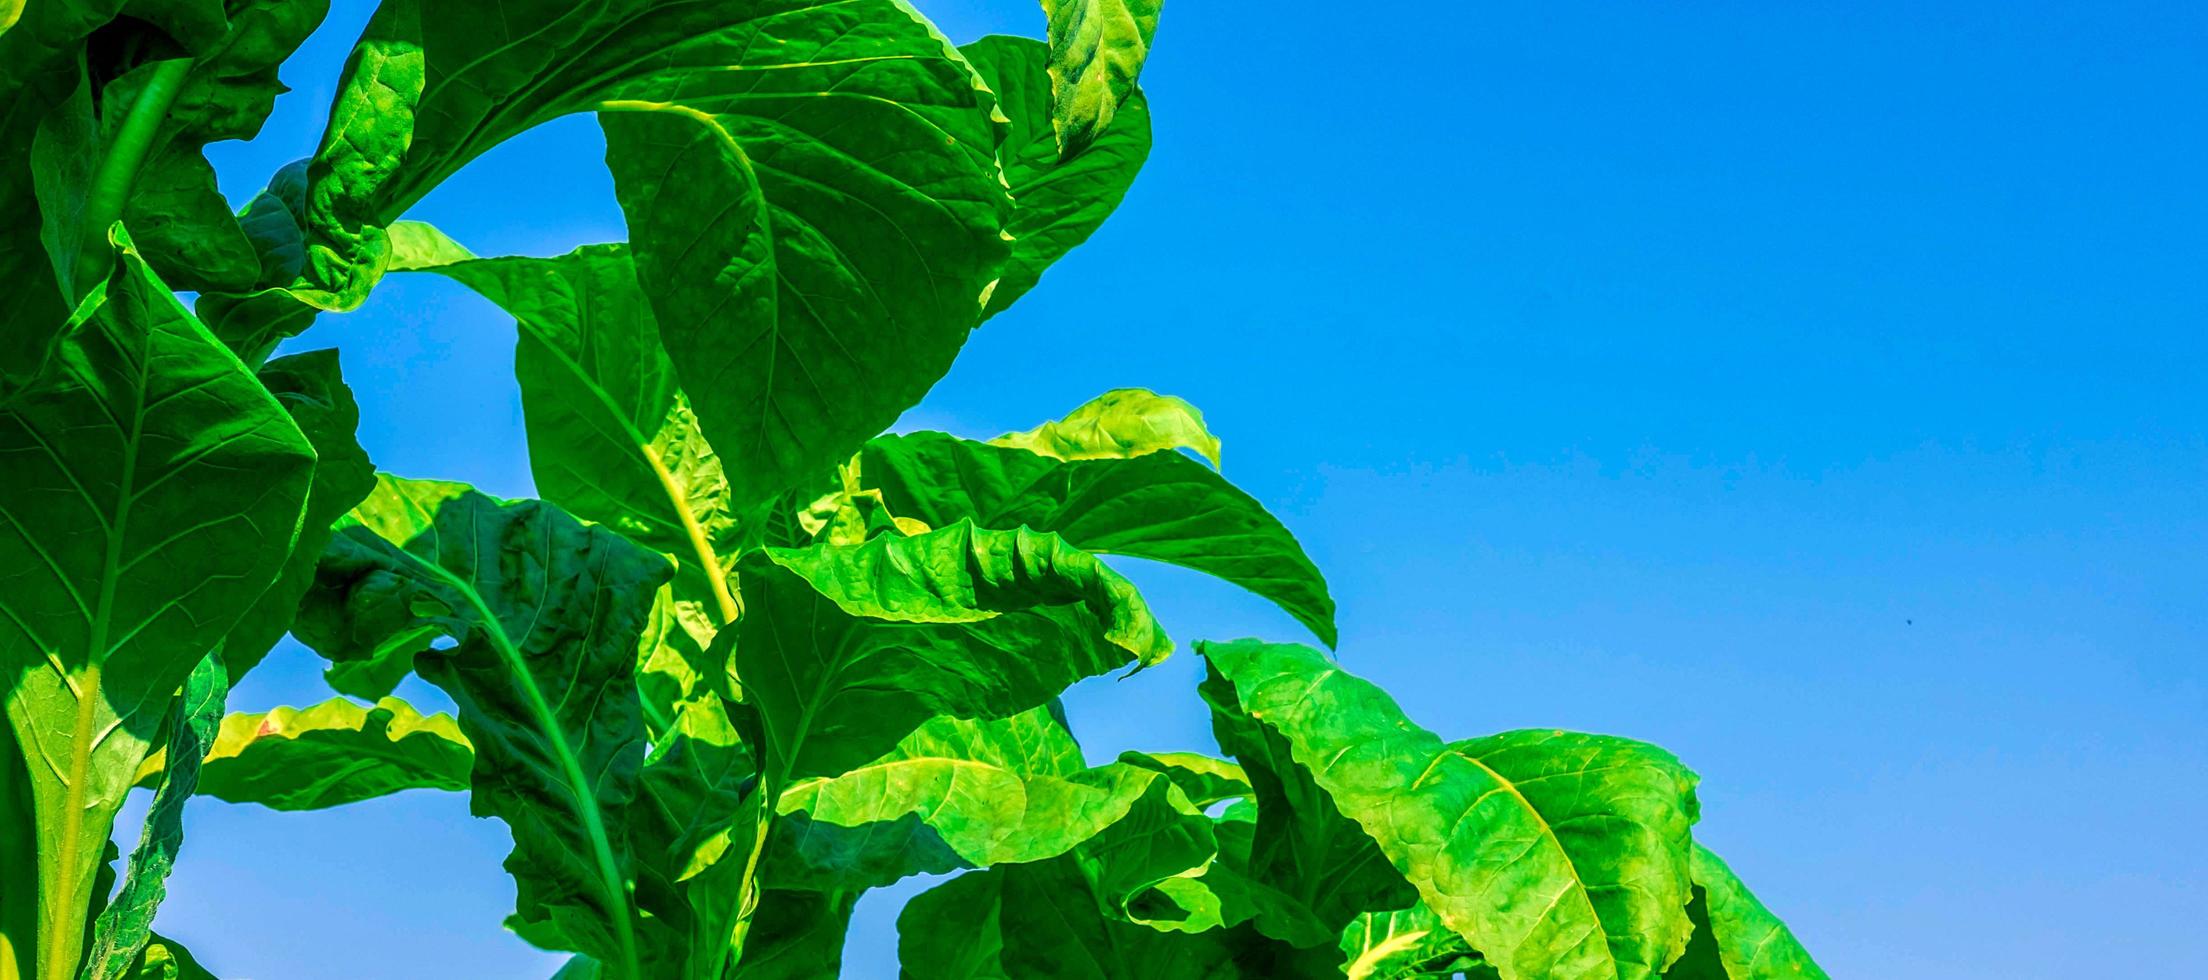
top-left (418, 561), bottom-right (643, 980)
top-left (75, 58), bottom-right (193, 295)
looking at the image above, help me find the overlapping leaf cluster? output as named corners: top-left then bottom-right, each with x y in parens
top-left (0, 1), bottom-right (1828, 978)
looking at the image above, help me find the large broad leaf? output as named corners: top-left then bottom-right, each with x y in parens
top-left (1199, 639), bottom-right (1702, 980)
top-left (1194, 661), bottom-right (1414, 944)
top-left (81, 652), bottom-right (225, 980)
top-left (1040, 0), bottom-right (1161, 155)
top-left (962, 34), bottom-right (1150, 320)
top-left (192, 696), bottom-right (472, 811)
top-left (0, 231), bottom-right (313, 979)
top-left (1661, 847), bottom-right (1828, 980)
top-left (0, 44), bottom-right (100, 399)
top-left (896, 776), bottom-right (1227, 980)
top-left (297, 475), bottom-right (672, 975)
top-left (1449, 729), bottom-right (1702, 977)
top-left (863, 428), bottom-right (1336, 645)
top-left (396, 242), bottom-right (742, 711)
top-left (767, 707), bottom-right (1191, 891)
top-left (598, 78), bottom-right (1006, 512)
top-left (735, 521), bottom-right (1170, 784)
top-left (297, 0), bottom-right (1009, 335)
top-left (220, 348), bottom-right (376, 681)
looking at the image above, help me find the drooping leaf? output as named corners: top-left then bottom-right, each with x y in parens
top-left (1119, 751), bottom-right (1250, 808)
top-left (767, 708), bottom-right (1191, 891)
top-left (297, 0), bottom-right (1009, 337)
top-left (1040, 0), bottom-right (1161, 155)
top-left (598, 67), bottom-right (1008, 512)
top-left (863, 428), bottom-right (1336, 645)
top-left (0, 231), bottom-right (313, 978)
top-left (219, 348), bottom-right (376, 681)
top-left (1338, 903), bottom-right (1485, 980)
top-left (992, 387), bottom-right (1221, 466)
top-left (120, 932), bottom-right (218, 980)
top-left (397, 243), bottom-right (743, 676)
top-left (81, 652), bottom-right (226, 980)
top-left (897, 777), bottom-right (1227, 980)
top-left (1661, 846), bottom-right (1828, 980)
top-left (191, 696), bottom-right (473, 811)
top-left (736, 521), bottom-right (1169, 783)
top-left (297, 475), bottom-right (673, 974)
top-left (962, 34), bottom-right (1151, 320)
top-left (193, 159), bottom-right (316, 361)
top-left (1199, 639), bottom-right (1702, 980)
top-left (1195, 660), bottom-right (1413, 943)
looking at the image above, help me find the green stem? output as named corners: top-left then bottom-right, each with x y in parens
top-left (419, 562), bottom-right (643, 980)
top-left (74, 58), bottom-right (193, 295)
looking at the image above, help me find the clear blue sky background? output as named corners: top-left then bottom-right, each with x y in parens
top-left (140, 1), bottom-right (2206, 977)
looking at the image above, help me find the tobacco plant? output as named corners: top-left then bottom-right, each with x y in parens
top-left (0, 1), bottom-right (1830, 978)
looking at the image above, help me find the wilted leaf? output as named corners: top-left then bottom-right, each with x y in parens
top-left (1040, 0), bottom-right (1161, 155)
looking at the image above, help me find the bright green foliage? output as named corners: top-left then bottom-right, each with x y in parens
top-left (737, 522), bottom-right (1170, 784)
top-left (993, 387), bottom-right (1223, 466)
top-left (964, 34), bottom-right (1152, 319)
top-left (1120, 751), bottom-right (1251, 807)
top-left (119, 934), bottom-right (215, 980)
top-left (863, 427), bottom-right (1337, 645)
top-left (0, 2), bottom-right (1829, 977)
top-left (1663, 847), bottom-right (1830, 980)
top-left (220, 348), bottom-right (376, 680)
top-left (193, 696), bottom-right (473, 811)
top-left (0, 231), bottom-right (314, 980)
top-left (1040, 0), bottom-right (1162, 155)
top-left (768, 707), bottom-right (1185, 889)
top-left (298, 475), bottom-right (674, 977)
top-left (1338, 904), bottom-right (1483, 980)
top-left (1200, 639), bottom-right (1702, 980)
top-left (81, 654), bottom-right (225, 980)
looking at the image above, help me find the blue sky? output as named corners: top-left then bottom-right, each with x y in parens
top-left (145, 1), bottom-right (2207, 977)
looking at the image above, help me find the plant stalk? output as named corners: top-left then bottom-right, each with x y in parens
top-left (74, 58), bottom-right (193, 295)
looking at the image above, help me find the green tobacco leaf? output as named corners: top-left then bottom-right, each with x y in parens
top-left (992, 387), bottom-right (1221, 466)
top-left (298, 475), bottom-right (673, 975)
top-left (599, 76), bottom-right (1006, 513)
top-left (194, 160), bottom-right (317, 361)
top-left (864, 428), bottom-right (1336, 645)
top-left (1119, 751), bottom-right (1250, 808)
top-left (193, 697), bottom-right (472, 811)
top-left (1339, 903), bottom-right (1484, 980)
top-left (121, 932), bottom-right (217, 980)
top-left (728, 888), bottom-right (857, 979)
top-left (298, 0), bottom-right (1008, 328)
top-left (0, 231), bottom-right (313, 979)
top-left (1195, 660), bottom-right (1414, 944)
top-left (737, 521), bottom-right (1169, 783)
top-left (1662, 847), bottom-right (1828, 980)
top-left (220, 348), bottom-right (376, 681)
top-left (1041, 0), bottom-right (1161, 155)
top-left (768, 708), bottom-right (1190, 891)
top-left (963, 34), bottom-right (1150, 320)
top-left (82, 653), bottom-right (226, 980)
top-left (897, 778), bottom-right (1225, 980)
top-left (1450, 729), bottom-right (1702, 978)
top-left (398, 243), bottom-right (743, 697)
top-left (1199, 639), bottom-right (1701, 980)
top-left (0, 51), bottom-right (100, 399)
